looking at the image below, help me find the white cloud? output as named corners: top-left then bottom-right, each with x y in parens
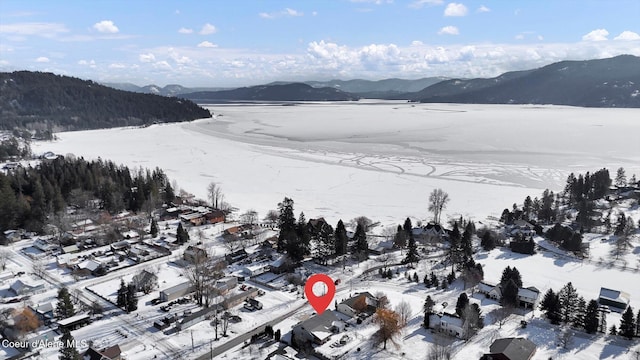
top-left (178, 27), bottom-right (193, 34)
top-left (139, 53), bottom-right (156, 63)
top-left (198, 41), bottom-right (218, 48)
top-left (153, 61), bottom-right (172, 70)
top-left (444, 3), bottom-right (467, 16)
top-left (582, 28), bottom-right (609, 42)
top-left (350, 0), bottom-right (393, 4)
top-left (515, 34), bottom-right (524, 40)
top-left (409, 0), bottom-right (443, 8)
top-left (93, 20), bottom-right (119, 34)
top-left (109, 63), bottom-right (126, 69)
top-left (0, 22), bottom-right (68, 37)
top-left (614, 30), bottom-right (640, 41)
top-left (312, 11), bottom-right (318, 16)
top-left (477, 5), bottom-right (490, 13)
top-left (199, 23), bottom-right (217, 35)
top-left (438, 26), bottom-right (459, 35)
top-left (36, 56), bottom-right (50, 63)
top-left (78, 59), bottom-right (96, 68)
top-left (260, 8), bottom-right (304, 19)
top-left (537, 35), bottom-right (544, 41)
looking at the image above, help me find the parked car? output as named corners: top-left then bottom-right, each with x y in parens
top-left (257, 289), bottom-right (266, 296)
top-left (243, 303), bottom-right (255, 311)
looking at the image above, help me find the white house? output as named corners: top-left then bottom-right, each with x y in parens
top-left (10, 279), bottom-right (45, 296)
top-left (242, 262), bottom-right (270, 277)
top-left (430, 313), bottom-right (466, 338)
top-left (599, 287), bottom-right (630, 311)
top-left (336, 292), bottom-right (378, 318)
top-left (517, 287), bottom-right (540, 309)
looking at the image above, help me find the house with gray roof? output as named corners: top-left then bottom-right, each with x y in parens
top-left (598, 287), bottom-right (630, 311)
top-left (292, 310), bottom-right (341, 345)
top-left (481, 337), bottom-right (537, 360)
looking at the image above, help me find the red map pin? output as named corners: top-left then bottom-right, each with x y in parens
top-left (304, 274), bottom-right (336, 315)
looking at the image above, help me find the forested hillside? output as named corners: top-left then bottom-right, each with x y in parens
top-left (0, 71), bottom-right (211, 131)
top-left (0, 157), bottom-right (175, 234)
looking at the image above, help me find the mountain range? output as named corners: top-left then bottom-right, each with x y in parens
top-left (106, 55), bottom-right (640, 108)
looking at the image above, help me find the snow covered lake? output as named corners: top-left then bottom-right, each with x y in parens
top-left (34, 101), bottom-right (640, 227)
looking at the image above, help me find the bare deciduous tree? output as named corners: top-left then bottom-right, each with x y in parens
top-left (0, 249), bottom-right (11, 271)
top-left (395, 300), bottom-right (412, 328)
top-left (426, 341), bottom-right (452, 360)
top-left (491, 305), bottom-right (514, 329)
top-left (207, 182), bottom-right (224, 209)
top-left (32, 259), bottom-right (46, 279)
top-left (264, 210), bottom-right (279, 228)
top-left (428, 188), bottom-right (450, 224)
top-left (372, 308), bottom-right (402, 350)
top-left (240, 209), bottom-right (258, 225)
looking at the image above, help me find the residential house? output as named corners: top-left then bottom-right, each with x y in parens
top-left (481, 337), bottom-right (537, 360)
top-left (242, 262), bottom-right (270, 277)
top-left (30, 302), bottom-right (55, 325)
top-left (509, 220), bottom-right (536, 237)
top-left (10, 279), bottom-right (45, 296)
top-left (206, 210), bottom-right (226, 224)
top-left (430, 313), bottom-right (465, 338)
top-left (413, 223), bottom-right (448, 244)
top-left (225, 248), bottom-right (248, 264)
top-left (76, 259), bottom-right (102, 276)
top-left (33, 238), bottom-right (58, 253)
top-left (184, 245), bottom-right (207, 263)
top-left (292, 310), bottom-right (341, 345)
top-left (336, 292), bottom-right (378, 318)
top-left (477, 282), bottom-right (502, 301)
top-left (83, 345), bottom-right (122, 360)
top-left (159, 282), bottom-right (195, 302)
top-left (213, 276), bottom-right (238, 295)
top-left (270, 255), bottom-right (294, 274)
top-left (517, 287), bottom-right (540, 309)
top-left (598, 287), bottom-right (630, 311)
top-left (61, 244), bottom-right (80, 254)
top-left (477, 282), bottom-right (539, 308)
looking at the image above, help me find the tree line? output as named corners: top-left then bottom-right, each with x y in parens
top-left (0, 156), bottom-right (175, 234)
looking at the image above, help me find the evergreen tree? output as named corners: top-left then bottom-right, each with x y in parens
top-left (501, 280), bottom-right (519, 307)
top-left (287, 212), bottom-right (309, 261)
top-left (116, 279), bottom-right (127, 309)
top-left (636, 309), bottom-right (640, 338)
top-left (402, 232), bottom-right (419, 265)
top-left (351, 223), bottom-right (368, 261)
top-left (499, 266), bottom-right (523, 288)
top-left (150, 218), bottom-right (158, 238)
top-left (334, 220), bottom-right (348, 256)
top-left (277, 197), bottom-right (296, 253)
top-left (58, 329), bottom-right (81, 360)
top-left (393, 224), bottom-right (407, 249)
top-left (480, 231), bottom-right (496, 250)
top-left (126, 283), bottom-right (138, 313)
top-left (56, 287), bottom-right (75, 320)
top-left (430, 272), bottom-right (438, 287)
top-left (540, 289), bottom-right (561, 325)
top-left (413, 272), bottom-right (419, 282)
top-left (584, 300), bottom-right (600, 334)
top-left (558, 282), bottom-right (579, 324)
top-left (461, 221), bottom-right (474, 261)
top-left (615, 167), bottom-right (627, 187)
top-left (423, 295), bottom-right (435, 328)
top-left (403, 217), bottom-right (412, 236)
top-left (609, 324), bottom-right (617, 335)
top-left (176, 222), bottom-right (189, 244)
top-left (619, 306), bottom-right (636, 340)
top-left (573, 296), bottom-right (586, 329)
top-left (455, 293), bottom-right (469, 317)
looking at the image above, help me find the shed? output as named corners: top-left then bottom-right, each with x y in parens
top-left (598, 287), bottom-right (630, 311)
top-left (159, 282), bottom-right (195, 302)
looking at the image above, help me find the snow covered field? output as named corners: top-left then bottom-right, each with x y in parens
top-left (33, 101), bottom-right (640, 229)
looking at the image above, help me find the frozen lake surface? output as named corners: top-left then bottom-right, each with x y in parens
top-left (35, 102), bottom-right (640, 227)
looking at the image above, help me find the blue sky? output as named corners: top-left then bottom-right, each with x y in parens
top-left (1, 0), bottom-right (639, 87)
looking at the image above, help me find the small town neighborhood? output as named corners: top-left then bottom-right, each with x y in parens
top-left (1, 148), bottom-right (640, 360)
